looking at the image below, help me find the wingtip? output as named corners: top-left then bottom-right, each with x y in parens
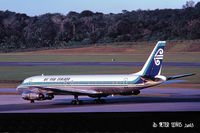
top-left (186, 73), bottom-right (196, 76)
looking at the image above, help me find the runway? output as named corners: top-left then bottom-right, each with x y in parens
top-left (0, 62), bottom-right (200, 66)
top-left (0, 88), bottom-right (200, 113)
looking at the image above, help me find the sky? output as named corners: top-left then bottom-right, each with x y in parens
top-left (0, 0), bottom-right (199, 16)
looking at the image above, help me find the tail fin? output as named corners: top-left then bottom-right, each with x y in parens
top-left (138, 41), bottom-right (166, 77)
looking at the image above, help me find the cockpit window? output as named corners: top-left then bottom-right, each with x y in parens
top-left (22, 78), bottom-right (32, 84)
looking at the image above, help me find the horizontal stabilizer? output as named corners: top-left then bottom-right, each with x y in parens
top-left (167, 73), bottom-right (195, 80)
top-left (162, 80), bottom-right (186, 84)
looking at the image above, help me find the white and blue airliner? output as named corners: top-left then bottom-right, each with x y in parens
top-left (17, 41), bottom-right (195, 104)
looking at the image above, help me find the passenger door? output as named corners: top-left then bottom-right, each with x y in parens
top-left (123, 78), bottom-right (128, 84)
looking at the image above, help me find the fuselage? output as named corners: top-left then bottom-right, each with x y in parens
top-left (17, 73), bottom-right (166, 96)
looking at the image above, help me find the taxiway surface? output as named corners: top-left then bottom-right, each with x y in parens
top-left (0, 88), bottom-right (200, 113)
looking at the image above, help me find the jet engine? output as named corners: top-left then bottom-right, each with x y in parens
top-left (22, 91), bottom-right (54, 101)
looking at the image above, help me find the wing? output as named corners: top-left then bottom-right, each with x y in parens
top-left (30, 86), bottom-right (101, 96)
top-left (167, 73), bottom-right (195, 80)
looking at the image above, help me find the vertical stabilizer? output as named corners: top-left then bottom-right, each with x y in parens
top-left (138, 41), bottom-right (166, 77)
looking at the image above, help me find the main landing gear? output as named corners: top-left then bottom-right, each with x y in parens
top-left (93, 97), bottom-right (106, 104)
top-left (30, 100), bottom-right (35, 103)
top-left (71, 95), bottom-right (83, 105)
top-left (70, 95), bottom-right (106, 105)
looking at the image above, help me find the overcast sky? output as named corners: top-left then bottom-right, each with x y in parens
top-left (0, 0), bottom-right (199, 16)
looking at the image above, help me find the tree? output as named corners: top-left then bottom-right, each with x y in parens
top-left (1, 7), bottom-right (200, 52)
top-left (195, 2), bottom-right (200, 12)
top-left (80, 10), bottom-right (94, 17)
top-left (183, 0), bottom-right (195, 9)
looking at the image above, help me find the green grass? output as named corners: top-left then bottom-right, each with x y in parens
top-left (1, 39), bottom-right (200, 62)
top-left (100, 40), bottom-right (200, 52)
top-left (0, 53), bottom-right (199, 62)
top-left (0, 40), bottom-right (199, 84)
top-left (0, 66), bottom-right (199, 83)
top-left (0, 66), bottom-right (139, 81)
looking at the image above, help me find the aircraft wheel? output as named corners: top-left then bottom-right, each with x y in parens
top-left (30, 100), bottom-right (34, 103)
top-left (71, 100), bottom-right (83, 105)
top-left (94, 99), bottom-right (105, 104)
top-left (79, 100), bottom-right (83, 105)
top-left (94, 99), bottom-right (98, 104)
top-left (100, 99), bottom-right (105, 104)
top-left (71, 100), bottom-right (76, 105)
top-left (76, 100), bottom-right (80, 105)
top-left (76, 100), bottom-right (83, 105)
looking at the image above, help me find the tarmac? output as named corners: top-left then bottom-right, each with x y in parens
top-left (0, 61), bottom-right (199, 113)
top-left (0, 88), bottom-right (200, 113)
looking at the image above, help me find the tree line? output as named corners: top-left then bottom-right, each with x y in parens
top-left (0, 1), bottom-right (200, 52)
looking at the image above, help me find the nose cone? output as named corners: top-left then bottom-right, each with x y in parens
top-left (16, 85), bottom-right (24, 93)
top-left (16, 85), bottom-right (21, 92)
top-left (16, 83), bottom-right (30, 93)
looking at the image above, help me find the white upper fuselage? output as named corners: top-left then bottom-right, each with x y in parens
top-left (23, 74), bottom-right (137, 83)
top-left (17, 73), bottom-right (166, 95)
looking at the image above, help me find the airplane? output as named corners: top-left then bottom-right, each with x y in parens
top-left (16, 41), bottom-right (195, 105)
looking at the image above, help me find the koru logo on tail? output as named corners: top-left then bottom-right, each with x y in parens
top-left (154, 48), bottom-right (164, 66)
